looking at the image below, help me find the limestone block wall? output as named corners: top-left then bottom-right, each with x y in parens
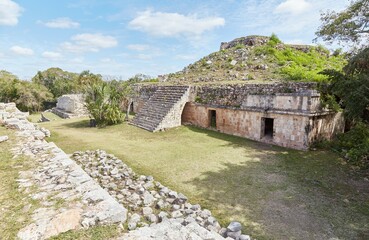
top-left (56, 94), bottom-right (86, 114)
top-left (182, 103), bottom-right (340, 149)
top-left (308, 113), bottom-right (345, 143)
top-left (241, 94), bottom-right (321, 113)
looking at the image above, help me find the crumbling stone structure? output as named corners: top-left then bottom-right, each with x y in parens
top-left (52, 94), bottom-right (88, 118)
top-left (131, 83), bottom-right (344, 150)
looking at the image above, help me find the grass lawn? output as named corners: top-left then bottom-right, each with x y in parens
top-left (27, 111), bottom-right (62, 123)
top-left (36, 115), bottom-right (369, 240)
top-left (0, 128), bottom-right (40, 239)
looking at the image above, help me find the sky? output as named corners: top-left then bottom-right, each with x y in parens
top-left (0, 0), bottom-right (349, 80)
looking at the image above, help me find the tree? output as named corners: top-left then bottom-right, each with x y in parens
top-left (320, 48), bottom-right (369, 121)
top-left (0, 70), bottom-right (53, 112)
top-left (31, 68), bottom-right (78, 98)
top-left (316, 1), bottom-right (369, 169)
top-left (77, 70), bottom-right (103, 90)
top-left (15, 81), bottom-right (53, 112)
top-left (85, 81), bottom-right (126, 126)
top-left (315, 0), bottom-right (369, 49)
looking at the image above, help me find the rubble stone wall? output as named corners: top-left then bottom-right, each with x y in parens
top-left (194, 83), bottom-right (319, 111)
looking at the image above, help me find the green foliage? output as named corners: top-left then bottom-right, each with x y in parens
top-left (85, 81), bottom-right (131, 127)
top-left (315, 0), bottom-right (369, 47)
top-left (78, 70), bottom-right (104, 91)
top-left (127, 73), bottom-right (157, 83)
top-left (0, 70), bottom-right (53, 112)
top-left (32, 68), bottom-right (79, 98)
top-left (331, 122), bottom-right (369, 169)
top-left (234, 43), bottom-right (246, 49)
top-left (320, 48), bottom-right (369, 121)
top-left (268, 33), bottom-right (282, 47)
top-left (254, 44), bottom-right (346, 81)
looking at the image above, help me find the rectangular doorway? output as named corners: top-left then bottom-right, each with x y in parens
top-left (263, 118), bottom-right (274, 138)
top-left (209, 110), bottom-right (217, 128)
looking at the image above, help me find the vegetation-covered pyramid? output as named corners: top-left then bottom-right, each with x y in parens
top-left (161, 35), bottom-right (346, 84)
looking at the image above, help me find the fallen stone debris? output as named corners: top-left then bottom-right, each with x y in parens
top-left (72, 150), bottom-right (251, 239)
top-left (0, 135), bottom-right (8, 143)
top-left (0, 102), bottom-right (251, 239)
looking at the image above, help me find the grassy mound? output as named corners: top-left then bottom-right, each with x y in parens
top-left (164, 35), bottom-right (346, 84)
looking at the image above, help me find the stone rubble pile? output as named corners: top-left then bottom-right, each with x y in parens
top-left (1, 103), bottom-right (127, 239)
top-left (72, 150), bottom-right (251, 240)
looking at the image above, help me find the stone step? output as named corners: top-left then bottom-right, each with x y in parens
top-left (131, 86), bottom-right (190, 132)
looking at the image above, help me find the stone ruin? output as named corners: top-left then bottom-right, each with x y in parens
top-left (0, 102), bottom-right (251, 239)
top-left (131, 82), bottom-right (345, 150)
top-left (52, 94), bottom-right (88, 119)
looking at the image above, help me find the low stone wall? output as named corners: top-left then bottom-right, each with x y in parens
top-left (1, 103), bottom-right (127, 239)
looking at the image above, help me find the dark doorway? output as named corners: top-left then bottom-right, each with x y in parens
top-left (264, 118), bottom-right (274, 138)
top-left (129, 101), bottom-right (134, 113)
top-left (209, 110), bottom-right (217, 128)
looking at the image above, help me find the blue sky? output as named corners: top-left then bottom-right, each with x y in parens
top-left (0, 0), bottom-right (349, 80)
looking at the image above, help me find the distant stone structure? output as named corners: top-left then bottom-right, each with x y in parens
top-left (220, 35), bottom-right (270, 50)
top-left (52, 94), bottom-right (88, 118)
top-left (130, 83), bottom-right (344, 150)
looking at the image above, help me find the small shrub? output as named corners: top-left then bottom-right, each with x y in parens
top-left (332, 122), bottom-right (369, 169)
top-left (234, 43), bottom-right (245, 49)
top-left (268, 33), bottom-right (282, 47)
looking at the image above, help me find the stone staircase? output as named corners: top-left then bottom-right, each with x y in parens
top-left (131, 86), bottom-right (190, 132)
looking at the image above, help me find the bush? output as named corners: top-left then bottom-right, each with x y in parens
top-left (332, 122), bottom-right (369, 169)
top-left (85, 82), bottom-right (126, 127)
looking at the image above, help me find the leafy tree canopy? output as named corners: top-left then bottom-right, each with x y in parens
top-left (315, 0), bottom-right (369, 49)
top-left (32, 67), bottom-right (79, 98)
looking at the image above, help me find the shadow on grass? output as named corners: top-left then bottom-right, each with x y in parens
top-left (186, 125), bottom-right (284, 152)
top-left (185, 126), bottom-right (369, 240)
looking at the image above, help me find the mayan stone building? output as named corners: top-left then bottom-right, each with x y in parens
top-left (130, 83), bottom-right (344, 150)
top-left (52, 94), bottom-right (88, 119)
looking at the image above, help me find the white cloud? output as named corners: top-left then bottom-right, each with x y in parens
top-left (0, 0), bottom-right (22, 26)
top-left (61, 33), bottom-right (118, 53)
top-left (10, 46), bottom-right (34, 56)
top-left (274, 0), bottom-right (312, 15)
top-left (127, 44), bottom-right (149, 51)
top-left (42, 51), bottom-right (62, 59)
top-left (129, 10), bottom-right (225, 37)
top-left (42, 17), bottom-right (80, 29)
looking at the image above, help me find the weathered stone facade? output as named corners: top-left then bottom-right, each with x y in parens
top-left (132, 83), bottom-right (345, 150)
top-left (52, 94), bottom-right (88, 118)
